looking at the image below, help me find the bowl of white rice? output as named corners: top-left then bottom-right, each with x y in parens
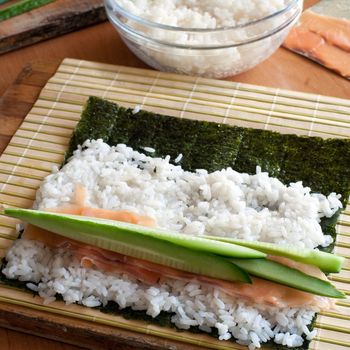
top-left (104, 0), bottom-right (303, 78)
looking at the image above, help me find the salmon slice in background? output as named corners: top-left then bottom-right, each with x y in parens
top-left (300, 11), bottom-right (350, 52)
top-left (283, 10), bottom-right (350, 79)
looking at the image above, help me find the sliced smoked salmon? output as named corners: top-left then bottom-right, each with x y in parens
top-left (300, 11), bottom-right (350, 52)
top-left (284, 10), bottom-right (350, 79)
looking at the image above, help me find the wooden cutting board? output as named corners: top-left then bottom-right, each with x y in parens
top-left (0, 0), bottom-right (106, 55)
top-left (0, 61), bottom-right (59, 153)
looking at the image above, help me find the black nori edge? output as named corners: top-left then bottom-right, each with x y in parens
top-left (65, 96), bottom-right (120, 162)
top-left (5, 96), bottom-right (350, 350)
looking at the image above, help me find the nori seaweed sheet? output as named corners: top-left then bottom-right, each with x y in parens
top-left (7, 96), bottom-right (350, 350)
top-left (65, 96), bottom-right (120, 162)
top-left (233, 128), bottom-right (285, 178)
top-left (66, 97), bottom-right (350, 205)
top-left (67, 100), bottom-right (245, 173)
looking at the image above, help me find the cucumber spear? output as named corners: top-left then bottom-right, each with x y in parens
top-left (4, 207), bottom-right (251, 284)
top-left (0, 0), bottom-right (54, 22)
top-left (3, 207), bottom-right (346, 298)
top-left (203, 236), bottom-right (345, 273)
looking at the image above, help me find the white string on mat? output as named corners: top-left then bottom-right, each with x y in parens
top-left (139, 71), bottom-right (160, 110)
top-left (308, 94), bottom-right (321, 137)
top-left (102, 69), bottom-right (121, 100)
top-left (222, 82), bottom-right (241, 125)
top-left (0, 60), bottom-right (84, 201)
top-left (264, 88), bottom-right (280, 130)
top-left (338, 210), bottom-right (350, 228)
top-left (179, 77), bottom-right (199, 119)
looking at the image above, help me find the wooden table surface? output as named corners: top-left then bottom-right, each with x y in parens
top-left (0, 1), bottom-right (349, 349)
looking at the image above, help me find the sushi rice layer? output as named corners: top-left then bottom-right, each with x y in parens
top-left (2, 139), bottom-right (343, 349)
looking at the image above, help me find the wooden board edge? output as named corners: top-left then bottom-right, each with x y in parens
top-left (0, 301), bottom-right (206, 350)
top-left (0, 6), bottom-right (106, 55)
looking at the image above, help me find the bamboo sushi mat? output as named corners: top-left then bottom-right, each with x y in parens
top-left (0, 57), bottom-right (349, 350)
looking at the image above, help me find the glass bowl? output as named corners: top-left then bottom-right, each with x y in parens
top-left (105, 0), bottom-right (303, 79)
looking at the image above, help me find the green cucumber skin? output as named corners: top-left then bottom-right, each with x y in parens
top-left (4, 208), bottom-right (250, 284)
top-left (231, 258), bottom-right (345, 299)
top-left (5, 208), bottom-right (346, 298)
top-left (204, 236), bottom-right (344, 273)
top-left (5, 208), bottom-right (265, 259)
top-left (0, 0), bottom-right (54, 22)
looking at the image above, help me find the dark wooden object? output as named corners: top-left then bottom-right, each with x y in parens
top-left (0, 0), bottom-right (106, 55)
top-left (0, 302), bottom-right (203, 350)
